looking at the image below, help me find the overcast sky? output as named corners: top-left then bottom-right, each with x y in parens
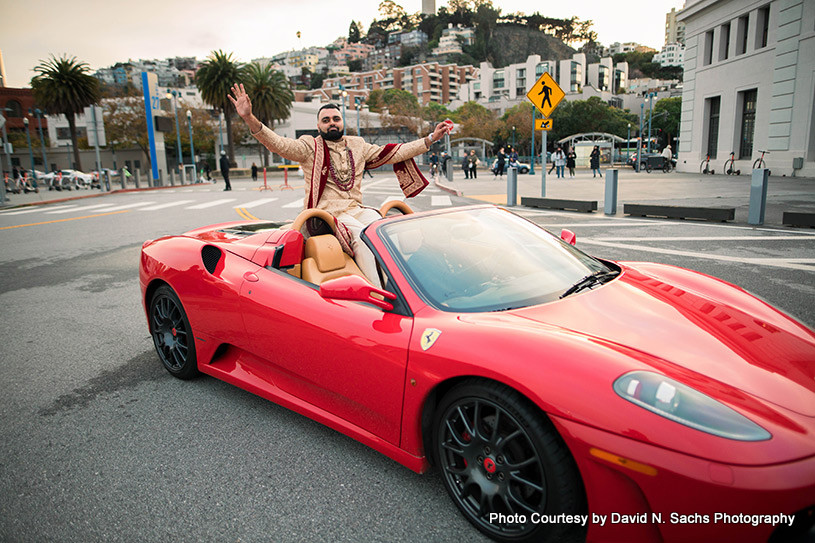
top-left (1, 0), bottom-right (685, 88)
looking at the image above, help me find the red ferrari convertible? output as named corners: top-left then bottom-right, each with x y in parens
top-left (140, 203), bottom-right (815, 543)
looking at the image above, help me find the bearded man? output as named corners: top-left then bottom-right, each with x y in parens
top-left (228, 83), bottom-right (451, 285)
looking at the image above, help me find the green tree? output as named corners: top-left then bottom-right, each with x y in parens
top-left (30, 55), bottom-right (100, 171)
top-left (423, 101), bottom-right (454, 124)
top-left (454, 101), bottom-right (499, 141)
top-left (196, 50), bottom-right (243, 162)
top-left (497, 102), bottom-right (535, 155)
top-left (349, 20), bottom-right (361, 43)
top-left (651, 96), bottom-right (681, 148)
top-left (549, 97), bottom-right (638, 142)
top-left (243, 63), bottom-right (294, 167)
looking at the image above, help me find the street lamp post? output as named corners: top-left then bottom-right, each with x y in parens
top-left (218, 111), bottom-right (224, 156)
top-left (638, 103), bottom-right (644, 173)
top-left (627, 123), bottom-right (631, 162)
top-left (512, 125), bottom-right (516, 150)
top-left (33, 109), bottom-right (49, 172)
top-left (23, 117), bottom-right (38, 187)
top-left (187, 110), bottom-right (197, 183)
top-left (167, 90), bottom-right (184, 181)
top-left (340, 85), bottom-right (348, 131)
top-left (647, 92), bottom-right (656, 153)
top-left (355, 96), bottom-right (361, 137)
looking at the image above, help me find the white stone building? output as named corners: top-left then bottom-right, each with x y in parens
top-left (677, 0), bottom-right (815, 176)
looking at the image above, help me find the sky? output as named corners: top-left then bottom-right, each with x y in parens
top-left (1, 0), bottom-right (685, 88)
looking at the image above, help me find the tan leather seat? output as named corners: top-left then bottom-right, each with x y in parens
top-left (301, 235), bottom-right (366, 285)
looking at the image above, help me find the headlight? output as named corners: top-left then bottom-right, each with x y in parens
top-left (613, 371), bottom-right (771, 442)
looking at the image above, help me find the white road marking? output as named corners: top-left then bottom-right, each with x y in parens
top-left (186, 199), bottom-right (237, 209)
top-left (432, 195), bottom-right (452, 206)
top-left (237, 198), bottom-right (278, 209)
top-left (282, 199), bottom-right (304, 209)
top-left (0, 204), bottom-right (79, 216)
top-left (580, 239), bottom-right (815, 271)
top-left (45, 203), bottom-right (116, 214)
top-left (91, 201), bottom-right (157, 212)
top-left (140, 200), bottom-right (196, 211)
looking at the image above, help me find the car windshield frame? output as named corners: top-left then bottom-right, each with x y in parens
top-left (378, 206), bottom-right (613, 313)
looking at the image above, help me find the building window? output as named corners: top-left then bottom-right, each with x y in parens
top-left (705, 96), bottom-right (721, 159)
top-left (535, 63), bottom-right (549, 77)
top-left (493, 70), bottom-right (505, 89)
top-left (704, 30), bottom-right (714, 65)
top-left (736, 16), bottom-right (749, 55)
top-left (516, 68), bottom-right (525, 79)
top-left (5, 100), bottom-right (23, 118)
top-left (719, 23), bottom-right (730, 61)
top-left (756, 5), bottom-right (770, 49)
top-left (739, 89), bottom-right (757, 159)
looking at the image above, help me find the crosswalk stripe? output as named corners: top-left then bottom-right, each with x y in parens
top-left (91, 201), bottom-right (157, 212)
top-left (282, 199), bottom-right (304, 209)
top-left (46, 203), bottom-right (115, 214)
top-left (140, 200), bottom-right (196, 211)
top-left (186, 198), bottom-right (237, 209)
top-left (0, 204), bottom-right (79, 216)
top-left (238, 198), bottom-right (278, 209)
top-left (431, 195), bottom-right (452, 206)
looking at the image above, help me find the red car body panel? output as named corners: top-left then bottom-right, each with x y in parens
top-left (140, 208), bottom-right (815, 542)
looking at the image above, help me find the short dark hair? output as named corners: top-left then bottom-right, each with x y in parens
top-left (318, 103), bottom-right (341, 117)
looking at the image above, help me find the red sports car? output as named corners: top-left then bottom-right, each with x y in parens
top-left (140, 204), bottom-right (815, 543)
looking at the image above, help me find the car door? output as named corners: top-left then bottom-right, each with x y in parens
top-left (239, 268), bottom-right (413, 445)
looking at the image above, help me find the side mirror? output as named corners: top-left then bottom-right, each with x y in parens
top-left (560, 229), bottom-right (576, 246)
top-left (320, 275), bottom-right (397, 311)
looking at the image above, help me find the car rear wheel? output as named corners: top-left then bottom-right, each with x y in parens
top-left (149, 285), bottom-right (198, 379)
top-left (432, 380), bottom-right (586, 543)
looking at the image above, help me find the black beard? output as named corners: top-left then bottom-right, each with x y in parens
top-left (319, 127), bottom-right (344, 141)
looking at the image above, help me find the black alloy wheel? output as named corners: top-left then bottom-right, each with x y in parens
top-left (433, 380), bottom-right (586, 543)
top-left (149, 285), bottom-right (199, 379)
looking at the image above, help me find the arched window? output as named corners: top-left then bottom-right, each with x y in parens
top-left (5, 100), bottom-right (23, 118)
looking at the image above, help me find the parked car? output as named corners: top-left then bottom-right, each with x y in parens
top-left (490, 159), bottom-right (531, 174)
top-left (627, 152), bottom-right (677, 172)
top-left (140, 203), bottom-right (815, 543)
top-left (45, 169), bottom-right (95, 190)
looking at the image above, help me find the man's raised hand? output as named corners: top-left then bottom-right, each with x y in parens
top-left (228, 83), bottom-right (252, 119)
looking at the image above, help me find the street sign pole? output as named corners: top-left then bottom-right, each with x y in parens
top-left (526, 72), bottom-right (563, 199)
top-left (530, 108), bottom-right (535, 175)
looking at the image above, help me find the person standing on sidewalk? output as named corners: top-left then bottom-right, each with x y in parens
top-left (251, 162), bottom-right (258, 182)
top-left (467, 150), bottom-right (479, 179)
top-left (219, 151), bottom-right (232, 191)
top-left (590, 145), bottom-right (601, 178)
top-left (566, 147), bottom-right (576, 178)
top-left (494, 147), bottom-right (506, 179)
top-left (462, 154), bottom-right (470, 179)
top-left (552, 147), bottom-right (566, 178)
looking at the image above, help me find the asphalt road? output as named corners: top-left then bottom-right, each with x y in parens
top-left (0, 174), bottom-right (813, 542)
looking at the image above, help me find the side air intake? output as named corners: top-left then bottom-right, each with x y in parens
top-left (201, 245), bottom-right (223, 274)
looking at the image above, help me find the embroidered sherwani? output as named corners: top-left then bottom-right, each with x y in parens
top-left (251, 126), bottom-right (430, 217)
top-left (251, 125), bottom-right (431, 284)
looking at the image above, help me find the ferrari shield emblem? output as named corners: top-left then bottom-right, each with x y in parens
top-left (420, 328), bottom-right (442, 351)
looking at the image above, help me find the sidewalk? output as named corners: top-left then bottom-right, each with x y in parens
top-left (4, 168), bottom-right (814, 228)
top-left (435, 167), bottom-right (815, 228)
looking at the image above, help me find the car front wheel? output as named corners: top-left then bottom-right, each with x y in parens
top-left (432, 380), bottom-right (586, 543)
top-left (149, 285), bottom-right (199, 379)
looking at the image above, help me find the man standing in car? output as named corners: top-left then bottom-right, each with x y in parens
top-left (228, 83), bottom-right (451, 284)
top-left (219, 151), bottom-right (232, 191)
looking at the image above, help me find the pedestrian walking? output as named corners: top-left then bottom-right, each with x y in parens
top-left (441, 151), bottom-right (450, 176)
top-left (251, 162), bottom-right (258, 181)
top-left (590, 145), bottom-right (601, 178)
top-left (467, 150), bottom-right (478, 179)
top-left (553, 147), bottom-right (566, 178)
top-left (566, 148), bottom-right (576, 178)
top-left (219, 151), bottom-right (232, 191)
top-left (203, 160), bottom-right (212, 181)
top-left (494, 147), bottom-right (506, 178)
top-left (462, 155), bottom-right (470, 179)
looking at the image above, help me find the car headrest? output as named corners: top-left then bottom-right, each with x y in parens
top-left (304, 235), bottom-right (346, 272)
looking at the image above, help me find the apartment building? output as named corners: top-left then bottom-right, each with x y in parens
top-left (677, 0), bottom-right (815, 176)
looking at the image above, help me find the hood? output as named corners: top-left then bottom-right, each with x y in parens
top-left (511, 262), bottom-right (815, 417)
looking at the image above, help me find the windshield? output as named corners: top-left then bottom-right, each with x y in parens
top-left (380, 207), bottom-right (611, 312)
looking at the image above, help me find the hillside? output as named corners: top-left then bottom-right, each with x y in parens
top-left (487, 26), bottom-right (577, 67)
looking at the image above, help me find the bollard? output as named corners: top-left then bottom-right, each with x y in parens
top-left (604, 169), bottom-right (618, 215)
top-left (507, 167), bottom-right (518, 206)
top-left (135, 169), bottom-right (141, 189)
top-left (169, 170), bottom-right (175, 186)
top-left (180, 167), bottom-right (186, 185)
top-left (104, 171), bottom-right (111, 191)
top-left (159, 169), bottom-right (165, 187)
top-left (120, 168), bottom-right (126, 190)
top-left (748, 168), bottom-right (770, 225)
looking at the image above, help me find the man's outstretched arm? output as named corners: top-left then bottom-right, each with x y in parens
top-left (228, 83), bottom-right (310, 163)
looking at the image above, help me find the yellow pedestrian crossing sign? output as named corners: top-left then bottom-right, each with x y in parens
top-left (527, 72), bottom-right (564, 118)
top-left (535, 118), bottom-right (553, 131)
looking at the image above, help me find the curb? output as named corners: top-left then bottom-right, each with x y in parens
top-left (433, 180), bottom-right (463, 197)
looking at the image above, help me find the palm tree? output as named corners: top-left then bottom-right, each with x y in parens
top-left (243, 63), bottom-right (294, 168)
top-left (31, 55), bottom-right (100, 171)
top-left (196, 50), bottom-right (243, 162)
